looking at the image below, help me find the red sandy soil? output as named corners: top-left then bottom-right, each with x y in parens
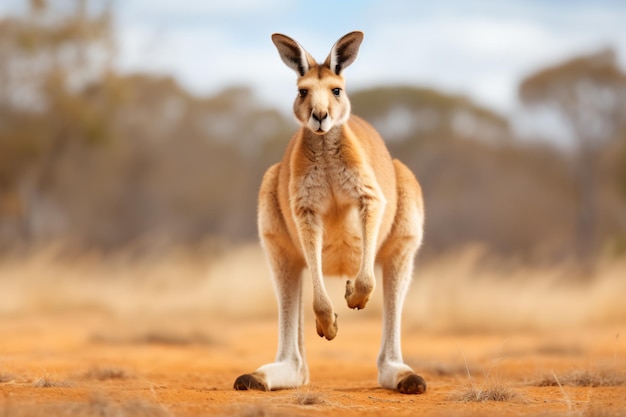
top-left (1, 312), bottom-right (624, 416)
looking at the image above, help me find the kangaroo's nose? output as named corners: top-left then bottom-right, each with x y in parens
top-left (312, 111), bottom-right (328, 122)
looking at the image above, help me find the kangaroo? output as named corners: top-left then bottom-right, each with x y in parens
top-left (233, 31), bottom-right (426, 394)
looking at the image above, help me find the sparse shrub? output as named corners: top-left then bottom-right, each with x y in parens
top-left (450, 381), bottom-right (524, 403)
top-left (83, 366), bottom-right (130, 380)
top-left (0, 373), bottom-right (14, 383)
top-left (293, 390), bottom-right (324, 406)
top-left (535, 368), bottom-right (626, 387)
top-left (32, 376), bottom-right (71, 388)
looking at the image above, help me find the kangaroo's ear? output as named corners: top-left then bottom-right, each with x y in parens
top-left (271, 33), bottom-right (316, 77)
top-left (325, 31), bottom-right (364, 75)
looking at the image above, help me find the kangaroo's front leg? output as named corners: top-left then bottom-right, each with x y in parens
top-left (346, 182), bottom-right (386, 310)
top-left (298, 207), bottom-right (337, 340)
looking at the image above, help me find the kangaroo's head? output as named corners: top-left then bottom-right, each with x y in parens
top-left (271, 31), bottom-right (364, 135)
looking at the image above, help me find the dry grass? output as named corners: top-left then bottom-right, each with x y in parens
top-left (407, 359), bottom-right (479, 377)
top-left (0, 245), bottom-right (623, 417)
top-left (531, 407), bottom-right (626, 417)
top-left (449, 343), bottom-right (526, 404)
top-left (534, 367), bottom-right (626, 387)
top-left (131, 331), bottom-right (215, 346)
top-left (215, 389), bottom-right (326, 417)
top-left (403, 247), bottom-right (626, 332)
top-left (0, 395), bottom-right (172, 417)
top-left (0, 243), bottom-right (625, 332)
top-left (92, 331), bottom-right (215, 346)
top-left (32, 376), bottom-right (72, 388)
top-left (292, 390), bottom-right (325, 406)
top-left (0, 373), bottom-right (15, 383)
top-left (581, 406), bottom-right (626, 417)
top-left (216, 405), bottom-right (297, 417)
top-left (82, 366), bottom-right (130, 380)
top-left (86, 396), bottom-right (173, 417)
top-left (449, 380), bottom-right (524, 403)
top-left (533, 343), bottom-right (585, 356)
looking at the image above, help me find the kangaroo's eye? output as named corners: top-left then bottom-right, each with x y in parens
top-left (298, 89), bottom-right (308, 98)
top-left (332, 88), bottom-right (341, 97)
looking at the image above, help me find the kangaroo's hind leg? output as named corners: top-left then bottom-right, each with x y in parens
top-left (234, 164), bottom-right (308, 391)
top-left (376, 160), bottom-right (426, 395)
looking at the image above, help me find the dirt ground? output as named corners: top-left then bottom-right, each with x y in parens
top-left (0, 246), bottom-right (625, 416)
top-left (0, 312), bottom-right (624, 417)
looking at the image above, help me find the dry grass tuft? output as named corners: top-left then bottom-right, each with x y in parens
top-left (222, 405), bottom-right (267, 417)
top-left (32, 376), bottom-right (71, 388)
top-left (218, 404), bottom-right (295, 417)
top-left (293, 390), bottom-right (325, 406)
top-left (450, 381), bottom-right (524, 403)
top-left (0, 372), bottom-right (15, 383)
top-left (133, 331), bottom-right (214, 346)
top-left (533, 343), bottom-right (584, 356)
top-left (535, 367), bottom-right (626, 387)
top-left (91, 330), bottom-right (215, 346)
top-left (581, 405), bottom-right (626, 417)
top-left (82, 366), bottom-right (130, 380)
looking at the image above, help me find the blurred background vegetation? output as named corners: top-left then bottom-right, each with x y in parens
top-left (1, 1), bottom-right (625, 268)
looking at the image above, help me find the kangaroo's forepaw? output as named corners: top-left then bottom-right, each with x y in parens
top-left (345, 279), bottom-right (355, 298)
top-left (315, 313), bottom-right (338, 341)
top-left (345, 279), bottom-right (372, 310)
top-left (233, 373), bottom-right (269, 391)
top-left (397, 373), bottom-right (427, 395)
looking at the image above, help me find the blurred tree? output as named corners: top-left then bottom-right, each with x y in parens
top-left (0, 0), bottom-right (293, 252)
top-left (351, 86), bottom-right (510, 145)
top-left (0, 0), bottom-right (115, 245)
top-left (520, 49), bottom-right (626, 262)
top-left (103, 78), bottom-right (291, 246)
top-left (352, 86), bottom-right (576, 261)
top-left (1, 4), bottom-right (623, 262)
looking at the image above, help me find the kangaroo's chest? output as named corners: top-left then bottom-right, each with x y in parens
top-left (292, 148), bottom-right (366, 277)
top-left (297, 149), bottom-right (366, 211)
top-left (320, 199), bottom-right (362, 277)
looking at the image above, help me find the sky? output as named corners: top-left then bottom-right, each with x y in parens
top-left (110, 0), bottom-right (626, 116)
top-left (2, 0), bottom-right (626, 119)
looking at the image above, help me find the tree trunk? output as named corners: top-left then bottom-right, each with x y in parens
top-left (573, 146), bottom-right (598, 272)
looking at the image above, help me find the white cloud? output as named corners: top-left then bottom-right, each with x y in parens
top-left (118, 0), bottom-right (291, 19)
top-left (352, 10), bottom-right (626, 112)
top-left (111, 0), bottom-right (626, 117)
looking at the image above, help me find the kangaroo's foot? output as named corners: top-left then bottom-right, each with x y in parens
top-left (233, 373), bottom-right (268, 391)
top-left (396, 372), bottom-right (427, 395)
top-left (379, 361), bottom-right (427, 395)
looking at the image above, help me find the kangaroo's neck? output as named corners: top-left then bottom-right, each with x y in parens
top-left (300, 123), bottom-right (348, 157)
